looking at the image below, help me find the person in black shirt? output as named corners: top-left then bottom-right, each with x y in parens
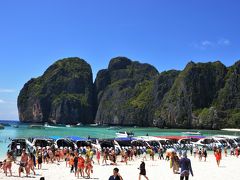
top-left (108, 168), bottom-right (123, 180)
top-left (139, 161), bottom-right (149, 180)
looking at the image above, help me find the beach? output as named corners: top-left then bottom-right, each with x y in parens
top-left (1, 153), bottom-right (240, 180)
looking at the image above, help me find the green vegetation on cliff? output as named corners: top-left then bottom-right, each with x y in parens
top-left (18, 57), bottom-right (94, 124)
top-left (18, 57), bottom-right (240, 129)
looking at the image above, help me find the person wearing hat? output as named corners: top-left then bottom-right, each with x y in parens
top-left (179, 151), bottom-right (193, 180)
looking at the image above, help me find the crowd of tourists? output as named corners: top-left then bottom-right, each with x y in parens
top-left (0, 144), bottom-right (239, 179)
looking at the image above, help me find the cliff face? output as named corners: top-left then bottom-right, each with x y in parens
top-left (154, 61), bottom-right (228, 129)
top-left (18, 57), bottom-right (240, 129)
top-left (214, 61), bottom-right (240, 128)
top-left (18, 57), bottom-right (94, 124)
top-left (94, 57), bottom-right (159, 126)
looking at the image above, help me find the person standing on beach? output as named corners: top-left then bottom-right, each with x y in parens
top-left (69, 154), bottom-right (74, 173)
top-left (19, 149), bottom-right (29, 177)
top-left (108, 167), bottom-right (123, 180)
top-left (179, 151), bottom-right (193, 180)
top-left (203, 148), bottom-right (207, 162)
top-left (150, 147), bottom-right (155, 161)
top-left (124, 150), bottom-right (128, 165)
top-left (193, 146), bottom-right (197, 158)
top-left (139, 161), bottom-right (149, 180)
top-left (73, 152), bottom-right (78, 176)
top-left (190, 146), bottom-right (193, 156)
top-left (85, 155), bottom-right (93, 179)
top-left (235, 147), bottom-right (239, 158)
top-left (27, 153), bottom-right (36, 176)
top-left (214, 149), bottom-right (221, 167)
top-left (37, 149), bottom-right (43, 169)
top-left (3, 152), bottom-right (14, 176)
top-left (171, 152), bottom-right (180, 174)
top-left (198, 148), bottom-right (202, 161)
top-left (102, 149), bottom-right (108, 165)
top-left (224, 147), bottom-right (228, 157)
top-left (230, 147), bottom-right (234, 156)
top-left (142, 149), bottom-right (147, 161)
top-left (77, 154), bottom-right (85, 178)
top-left (96, 149), bottom-right (101, 165)
top-left (158, 148), bottom-right (164, 160)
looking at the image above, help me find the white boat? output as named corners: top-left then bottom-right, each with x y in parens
top-left (107, 126), bottom-right (121, 130)
top-left (75, 123), bottom-right (83, 127)
top-left (44, 123), bottom-right (58, 128)
top-left (90, 123), bottom-right (99, 127)
top-left (29, 124), bottom-right (45, 129)
top-left (182, 131), bottom-right (201, 135)
top-left (116, 131), bottom-right (134, 138)
top-left (221, 128), bottom-right (240, 132)
top-left (8, 138), bottom-right (34, 156)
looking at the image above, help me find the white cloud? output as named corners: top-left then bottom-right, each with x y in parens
top-left (201, 40), bottom-right (213, 47)
top-left (0, 99), bottom-right (6, 103)
top-left (0, 88), bottom-right (15, 93)
top-left (192, 38), bottom-right (230, 50)
top-left (217, 38), bottom-right (230, 46)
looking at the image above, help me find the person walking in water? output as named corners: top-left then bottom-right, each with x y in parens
top-left (179, 151), bottom-right (193, 180)
top-left (139, 161), bottom-right (149, 180)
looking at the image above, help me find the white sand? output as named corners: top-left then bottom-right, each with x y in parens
top-left (0, 153), bottom-right (240, 180)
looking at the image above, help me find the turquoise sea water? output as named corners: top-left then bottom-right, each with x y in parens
top-left (1, 120), bottom-right (240, 158)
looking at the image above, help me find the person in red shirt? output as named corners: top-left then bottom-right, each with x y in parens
top-left (235, 147), bottom-right (239, 158)
top-left (77, 154), bottom-right (85, 178)
top-left (96, 149), bottom-right (101, 165)
top-left (214, 149), bottom-right (221, 167)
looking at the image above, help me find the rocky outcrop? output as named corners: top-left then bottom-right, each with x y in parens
top-left (214, 61), bottom-right (240, 127)
top-left (18, 57), bottom-right (94, 124)
top-left (154, 61), bottom-right (228, 129)
top-left (18, 56), bottom-right (240, 129)
top-left (94, 57), bottom-right (159, 126)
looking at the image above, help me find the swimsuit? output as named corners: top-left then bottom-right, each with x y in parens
top-left (20, 161), bottom-right (27, 167)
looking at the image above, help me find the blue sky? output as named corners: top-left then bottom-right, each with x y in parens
top-left (0, 0), bottom-right (239, 120)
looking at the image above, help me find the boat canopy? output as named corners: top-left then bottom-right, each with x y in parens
top-left (114, 137), bottom-right (137, 141)
top-left (49, 136), bottom-right (62, 140)
top-left (67, 136), bottom-right (89, 141)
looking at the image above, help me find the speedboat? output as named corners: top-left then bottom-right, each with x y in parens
top-left (182, 131), bottom-right (201, 135)
top-left (116, 131), bottom-right (134, 138)
top-left (12, 125), bottom-right (19, 128)
top-left (75, 123), bottom-right (84, 127)
top-left (29, 137), bottom-right (55, 149)
top-left (107, 126), bottom-right (122, 130)
top-left (89, 123), bottom-right (100, 127)
top-left (8, 138), bottom-right (34, 156)
top-left (29, 124), bottom-right (45, 129)
top-left (67, 136), bottom-right (100, 149)
top-left (136, 136), bottom-right (162, 148)
top-left (193, 137), bottom-right (223, 150)
top-left (44, 123), bottom-right (58, 128)
top-left (98, 139), bottom-right (121, 152)
top-left (50, 136), bottom-right (77, 150)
